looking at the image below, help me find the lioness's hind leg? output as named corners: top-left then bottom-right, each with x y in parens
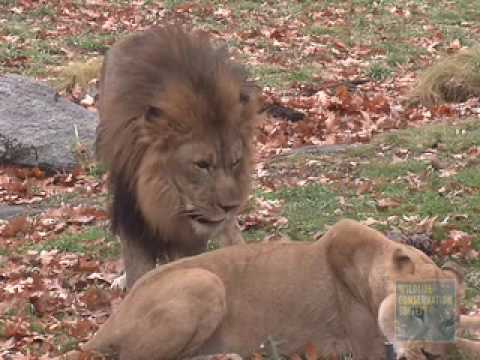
top-left (119, 268), bottom-right (227, 360)
top-left (85, 269), bottom-right (227, 359)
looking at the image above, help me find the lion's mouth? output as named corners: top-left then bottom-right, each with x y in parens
top-left (189, 215), bottom-right (225, 226)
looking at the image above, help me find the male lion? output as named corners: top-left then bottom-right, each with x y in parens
top-left (96, 27), bottom-right (261, 289)
top-left (83, 220), bottom-right (480, 359)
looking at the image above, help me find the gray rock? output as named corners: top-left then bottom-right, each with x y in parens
top-left (0, 74), bottom-right (97, 170)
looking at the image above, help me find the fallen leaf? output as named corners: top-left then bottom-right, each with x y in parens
top-left (376, 198), bottom-right (401, 211)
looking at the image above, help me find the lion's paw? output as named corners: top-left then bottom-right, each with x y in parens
top-left (111, 273), bottom-right (127, 291)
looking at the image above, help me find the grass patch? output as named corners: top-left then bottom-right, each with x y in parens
top-left (375, 120), bottom-right (480, 155)
top-left (360, 160), bottom-right (428, 179)
top-left (274, 186), bottom-right (340, 240)
top-left (260, 118), bottom-right (480, 249)
top-left (54, 57), bottom-right (102, 90)
top-left (411, 47), bottom-right (480, 105)
top-left (66, 33), bottom-right (116, 53)
top-left (28, 226), bottom-right (119, 259)
top-left (366, 62), bottom-right (393, 81)
top-left (54, 334), bottom-right (79, 353)
top-left (380, 43), bottom-right (423, 67)
top-left (30, 4), bottom-right (56, 18)
top-left (252, 64), bottom-right (318, 88)
top-left (455, 166), bottom-right (480, 189)
top-left (251, 64), bottom-right (287, 88)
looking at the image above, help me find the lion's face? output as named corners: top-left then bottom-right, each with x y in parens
top-left (165, 135), bottom-right (248, 235)
top-left (377, 248), bottom-right (463, 360)
top-left (133, 77), bottom-right (258, 243)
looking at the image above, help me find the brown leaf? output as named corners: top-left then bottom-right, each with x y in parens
top-left (376, 198), bottom-right (401, 211)
top-left (4, 319), bottom-right (29, 338)
top-left (81, 287), bottom-right (111, 311)
top-left (30, 292), bottom-right (59, 316)
top-left (0, 180), bottom-right (27, 195)
top-left (75, 258), bottom-right (100, 273)
top-left (31, 167), bottom-right (45, 179)
top-left (357, 181), bottom-right (373, 194)
top-left (431, 104), bottom-right (455, 117)
top-left (1, 216), bottom-right (30, 237)
top-left (324, 113), bottom-right (338, 132)
top-left (435, 230), bottom-right (476, 259)
top-left (367, 95), bottom-right (390, 113)
top-left (65, 319), bottom-right (97, 339)
top-left (67, 215), bottom-right (96, 225)
top-left (12, 167), bottom-right (28, 179)
top-left (416, 216), bottom-right (437, 234)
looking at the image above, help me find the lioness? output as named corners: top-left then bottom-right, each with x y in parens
top-left (83, 220), bottom-right (479, 359)
top-left (96, 26), bottom-right (261, 289)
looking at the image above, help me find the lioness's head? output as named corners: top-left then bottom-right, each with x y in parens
top-left (377, 247), bottom-right (464, 359)
top-left (97, 26), bottom-right (261, 243)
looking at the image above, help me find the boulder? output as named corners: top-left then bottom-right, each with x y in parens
top-left (0, 74), bottom-right (97, 171)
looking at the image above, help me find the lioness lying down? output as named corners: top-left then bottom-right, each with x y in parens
top-left (83, 220), bottom-right (480, 359)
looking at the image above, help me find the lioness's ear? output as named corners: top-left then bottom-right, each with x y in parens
top-left (393, 249), bottom-right (414, 274)
top-left (144, 106), bottom-right (163, 122)
top-left (442, 261), bottom-right (465, 285)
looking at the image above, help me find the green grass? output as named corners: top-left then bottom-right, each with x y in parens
top-left (251, 65), bottom-right (288, 88)
top-left (374, 121), bottom-right (480, 155)
top-left (1, 0), bottom-right (478, 88)
top-left (255, 118), bottom-right (480, 248)
top-left (366, 62), bottom-right (393, 81)
top-left (359, 160), bottom-right (429, 179)
top-left (30, 4), bottom-right (56, 18)
top-left (456, 167), bottom-right (480, 189)
top-left (274, 186), bottom-right (342, 240)
top-left (25, 226), bottom-right (120, 259)
top-left (55, 334), bottom-right (79, 353)
top-left (252, 64), bottom-right (318, 88)
top-left (66, 33), bottom-right (116, 53)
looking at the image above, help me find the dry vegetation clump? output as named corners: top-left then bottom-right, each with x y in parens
top-left (53, 57), bottom-right (103, 91)
top-left (411, 47), bottom-right (480, 105)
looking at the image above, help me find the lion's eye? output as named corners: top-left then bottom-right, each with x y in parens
top-left (195, 160), bottom-right (210, 170)
top-left (232, 158), bottom-right (241, 167)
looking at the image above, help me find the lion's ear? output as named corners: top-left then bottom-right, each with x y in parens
top-left (144, 106), bottom-right (189, 134)
top-left (393, 249), bottom-right (414, 274)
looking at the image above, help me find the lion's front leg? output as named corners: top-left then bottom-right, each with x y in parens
top-left (121, 233), bottom-right (156, 290)
top-left (215, 218), bottom-right (245, 248)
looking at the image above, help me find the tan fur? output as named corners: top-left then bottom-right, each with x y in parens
top-left (83, 220), bottom-right (475, 359)
top-left (96, 26), bottom-right (261, 288)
